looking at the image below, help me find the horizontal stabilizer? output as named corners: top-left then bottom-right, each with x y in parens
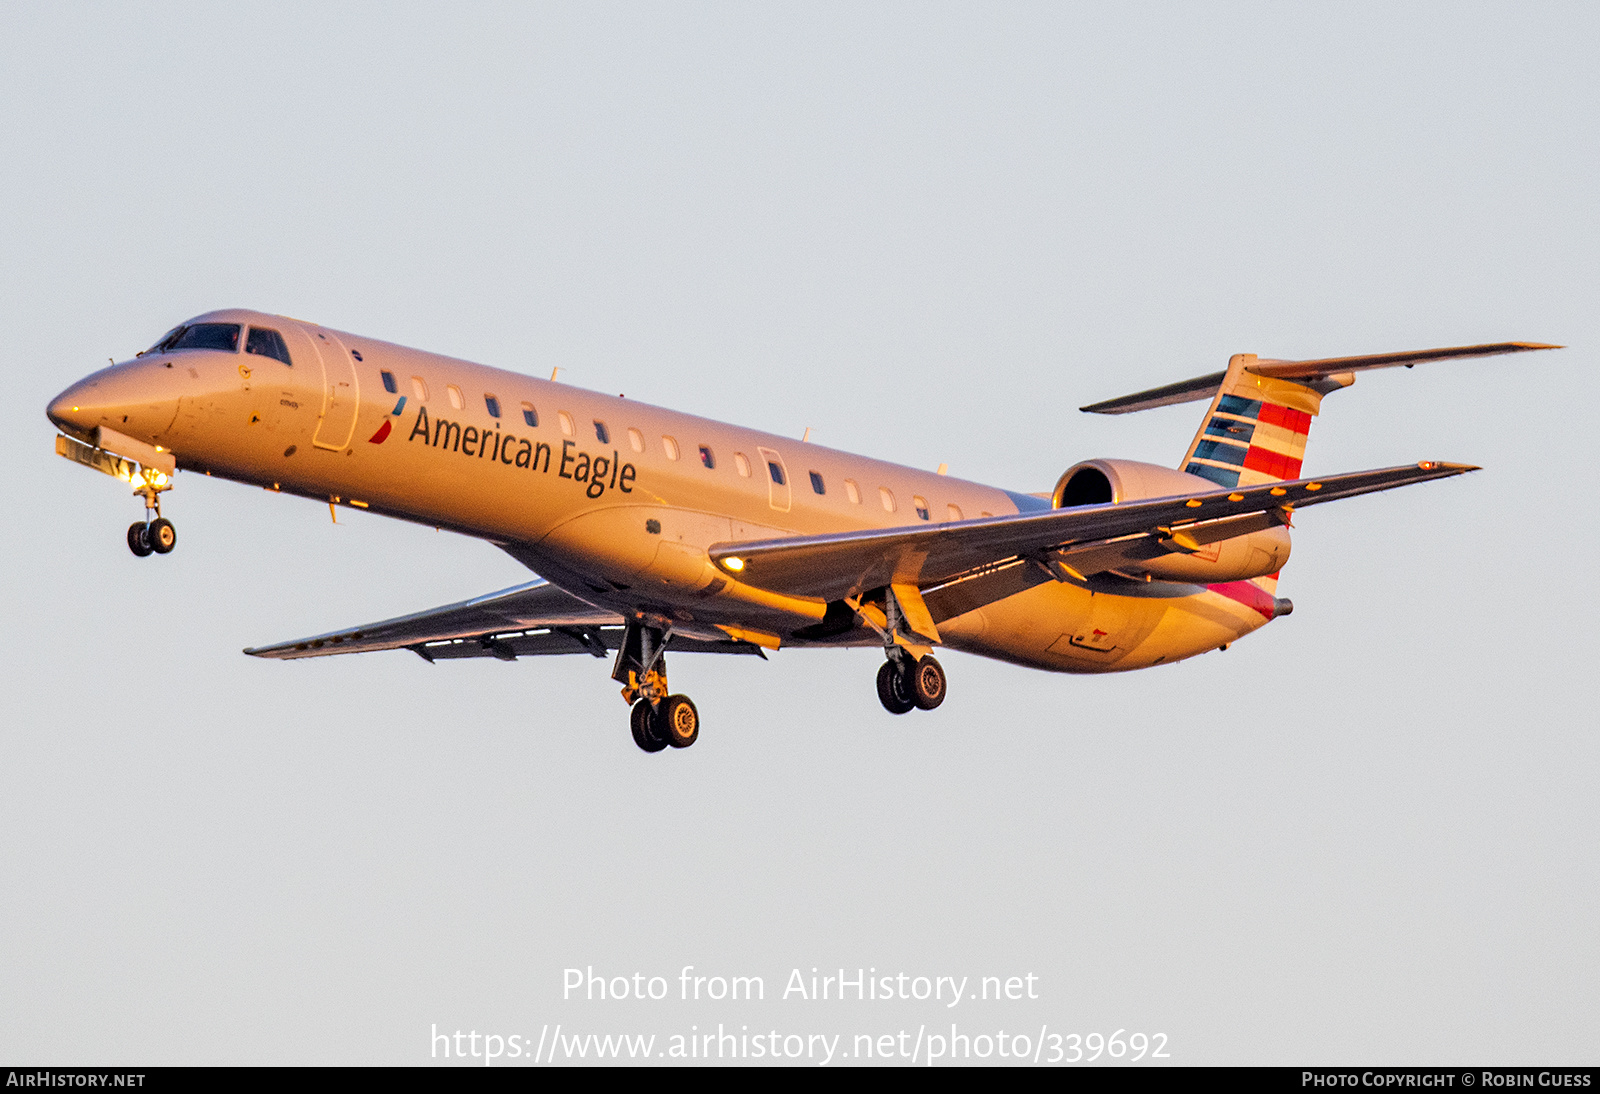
top-left (1082, 342), bottom-right (1560, 415)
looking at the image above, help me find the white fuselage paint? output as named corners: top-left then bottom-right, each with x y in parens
top-left (50, 309), bottom-right (1275, 672)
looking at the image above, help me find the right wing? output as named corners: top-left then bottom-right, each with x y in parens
top-left (709, 462), bottom-right (1476, 606)
top-left (244, 579), bottom-right (764, 662)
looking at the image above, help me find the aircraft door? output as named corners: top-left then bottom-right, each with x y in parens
top-left (756, 446), bottom-right (791, 513)
top-left (308, 329), bottom-right (360, 450)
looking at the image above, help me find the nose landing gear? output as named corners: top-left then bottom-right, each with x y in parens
top-left (125, 467), bottom-right (176, 558)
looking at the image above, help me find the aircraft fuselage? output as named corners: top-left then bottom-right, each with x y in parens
top-left (48, 308), bottom-right (1278, 675)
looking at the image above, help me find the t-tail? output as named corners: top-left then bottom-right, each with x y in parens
top-left (1179, 354), bottom-right (1327, 490)
top-left (1081, 340), bottom-right (1562, 595)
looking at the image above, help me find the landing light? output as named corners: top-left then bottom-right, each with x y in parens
top-left (724, 557), bottom-right (745, 572)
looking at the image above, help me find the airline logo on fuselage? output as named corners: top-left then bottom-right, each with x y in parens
top-left (403, 405), bottom-right (637, 498)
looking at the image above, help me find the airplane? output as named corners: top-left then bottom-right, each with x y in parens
top-left (46, 309), bottom-right (1558, 752)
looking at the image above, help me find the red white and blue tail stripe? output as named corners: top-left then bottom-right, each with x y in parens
top-left (1181, 355), bottom-right (1324, 490)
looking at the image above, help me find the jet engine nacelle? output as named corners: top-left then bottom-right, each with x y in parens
top-left (1052, 459), bottom-right (1291, 584)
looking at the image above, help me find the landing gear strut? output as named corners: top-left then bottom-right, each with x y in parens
top-left (614, 618), bottom-right (701, 753)
top-left (126, 467), bottom-right (176, 558)
top-left (856, 586), bottom-right (950, 716)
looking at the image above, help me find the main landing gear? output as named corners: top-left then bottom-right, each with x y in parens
top-left (630, 694), bottom-right (700, 752)
top-left (126, 467), bottom-right (176, 558)
top-left (875, 651), bottom-right (947, 715)
top-left (855, 586), bottom-right (949, 716)
top-left (615, 618), bottom-right (701, 754)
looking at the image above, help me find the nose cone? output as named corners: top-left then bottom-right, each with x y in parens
top-left (47, 381), bottom-right (96, 437)
top-left (46, 360), bottom-right (183, 444)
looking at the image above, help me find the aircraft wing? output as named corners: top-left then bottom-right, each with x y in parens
top-left (243, 578), bottom-right (764, 662)
top-left (709, 462), bottom-right (1476, 606)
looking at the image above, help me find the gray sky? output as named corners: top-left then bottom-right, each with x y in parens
top-left (2, 1), bottom-right (1596, 1065)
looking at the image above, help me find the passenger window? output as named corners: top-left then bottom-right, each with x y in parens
top-left (447, 385), bottom-right (464, 409)
top-left (734, 452), bottom-right (751, 477)
top-left (628, 428), bottom-right (644, 453)
top-left (521, 402), bottom-right (538, 427)
top-left (380, 370), bottom-right (398, 394)
top-left (699, 445), bottom-right (715, 469)
top-left (947, 503), bottom-right (963, 521)
top-left (594, 420), bottom-right (610, 444)
top-left (768, 461), bottom-right (786, 486)
top-left (879, 487), bottom-right (895, 512)
top-left (662, 436), bottom-right (680, 460)
top-left (914, 496), bottom-right (930, 520)
top-left (246, 327), bottom-right (292, 365)
top-left (411, 377), bottom-right (428, 401)
top-left (809, 471), bottom-right (825, 495)
top-left (559, 412), bottom-right (575, 436)
top-left (485, 394), bottom-right (501, 418)
top-left (166, 323), bottom-right (241, 352)
top-left (843, 479), bottom-right (860, 503)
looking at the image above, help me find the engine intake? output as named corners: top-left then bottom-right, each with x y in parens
top-left (1051, 459), bottom-right (1291, 584)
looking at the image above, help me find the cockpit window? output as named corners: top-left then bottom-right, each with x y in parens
top-left (153, 323), bottom-right (242, 353)
top-left (245, 327), bottom-right (292, 365)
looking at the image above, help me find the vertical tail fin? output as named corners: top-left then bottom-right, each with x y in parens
top-left (1179, 354), bottom-right (1346, 489)
top-left (1079, 341), bottom-right (1562, 593)
top-left (1178, 354), bottom-right (1349, 598)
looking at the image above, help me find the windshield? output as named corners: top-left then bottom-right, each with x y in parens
top-left (245, 326), bottom-right (292, 366)
top-left (149, 323), bottom-right (242, 354)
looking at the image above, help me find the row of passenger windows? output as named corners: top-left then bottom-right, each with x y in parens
top-left (379, 369), bottom-right (984, 521)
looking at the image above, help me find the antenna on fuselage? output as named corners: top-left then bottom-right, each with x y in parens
top-left (802, 427), bottom-right (812, 442)
top-left (550, 367), bottom-right (562, 382)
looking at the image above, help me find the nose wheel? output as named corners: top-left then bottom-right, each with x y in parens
top-left (126, 467), bottom-right (177, 558)
top-left (127, 521), bottom-right (154, 557)
top-left (126, 516), bottom-right (177, 557)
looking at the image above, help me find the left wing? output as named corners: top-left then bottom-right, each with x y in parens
top-left (709, 462), bottom-right (1475, 603)
top-left (244, 579), bottom-right (764, 662)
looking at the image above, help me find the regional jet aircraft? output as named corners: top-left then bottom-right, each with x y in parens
top-left (46, 311), bottom-right (1556, 751)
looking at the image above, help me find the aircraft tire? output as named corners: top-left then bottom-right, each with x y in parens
top-left (908, 655), bottom-right (947, 711)
top-left (630, 700), bottom-right (669, 753)
top-left (127, 522), bottom-right (154, 557)
top-left (876, 660), bottom-right (915, 715)
top-left (148, 518), bottom-right (177, 554)
top-left (660, 695), bottom-right (700, 748)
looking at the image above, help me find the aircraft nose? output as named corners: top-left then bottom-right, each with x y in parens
top-left (47, 381), bottom-right (96, 436)
top-left (46, 360), bottom-right (183, 443)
